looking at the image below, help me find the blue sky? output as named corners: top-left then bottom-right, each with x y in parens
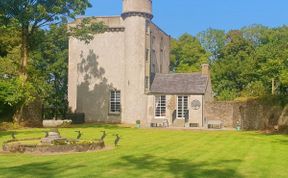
top-left (85, 0), bottom-right (288, 38)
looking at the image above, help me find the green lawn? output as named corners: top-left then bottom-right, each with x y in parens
top-left (0, 125), bottom-right (288, 178)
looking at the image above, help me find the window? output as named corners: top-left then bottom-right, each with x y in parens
top-left (152, 35), bottom-right (156, 45)
top-left (145, 21), bottom-right (150, 34)
top-left (110, 90), bottom-right (121, 113)
top-left (155, 96), bottom-right (166, 117)
top-left (145, 49), bottom-right (149, 61)
top-left (160, 37), bottom-right (164, 50)
top-left (145, 76), bottom-right (149, 90)
top-left (151, 64), bottom-right (156, 74)
top-left (177, 96), bottom-right (188, 119)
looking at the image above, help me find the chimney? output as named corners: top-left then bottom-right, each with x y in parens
top-left (201, 64), bottom-right (209, 76)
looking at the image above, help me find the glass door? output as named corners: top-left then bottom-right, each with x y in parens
top-left (177, 96), bottom-right (188, 119)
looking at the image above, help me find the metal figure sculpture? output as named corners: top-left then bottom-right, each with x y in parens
top-left (44, 131), bottom-right (49, 138)
top-left (114, 134), bottom-right (121, 147)
top-left (75, 131), bottom-right (82, 139)
top-left (100, 131), bottom-right (107, 141)
top-left (11, 132), bottom-right (16, 140)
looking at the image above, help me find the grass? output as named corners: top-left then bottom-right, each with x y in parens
top-left (0, 124), bottom-right (288, 178)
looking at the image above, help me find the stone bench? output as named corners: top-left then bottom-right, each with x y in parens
top-left (151, 119), bottom-right (169, 128)
top-left (207, 120), bottom-right (224, 129)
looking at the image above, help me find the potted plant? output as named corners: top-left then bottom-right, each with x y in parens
top-left (236, 120), bottom-right (241, 131)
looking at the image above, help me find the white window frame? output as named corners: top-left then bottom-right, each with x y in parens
top-left (177, 96), bottom-right (189, 119)
top-left (109, 90), bottom-right (121, 114)
top-left (154, 95), bottom-right (166, 118)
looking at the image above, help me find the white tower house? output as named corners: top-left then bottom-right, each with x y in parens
top-left (122, 0), bottom-right (153, 124)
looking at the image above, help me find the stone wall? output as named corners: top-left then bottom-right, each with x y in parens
top-left (204, 102), bottom-right (238, 128)
top-left (205, 100), bottom-right (286, 130)
top-left (278, 106), bottom-right (288, 129)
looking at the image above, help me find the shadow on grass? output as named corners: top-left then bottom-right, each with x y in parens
top-left (0, 130), bottom-right (47, 138)
top-left (0, 131), bottom-right (14, 137)
top-left (113, 154), bottom-right (243, 178)
top-left (0, 161), bottom-right (86, 178)
top-left (271, 138), bottom-right (288, 145)
top-left (69, 124), bottom-right (131, 129)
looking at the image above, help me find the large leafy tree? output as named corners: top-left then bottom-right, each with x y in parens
top-left (0, 0), bottom-right (92, 78)
top-left (0, 1), bottom-right (106, 123)
top-left (32, 24), bottom-right (69, 119)
top-left (212, 30), bottom-right (257, 100)
top-left (197, 28), bottom-right (226, 62)
top-left (171, 26), bottom-right (288, 101)
top-left (212, 27), bottom-right (288, 100)
top-left (254, 26), bottom-right (288, 95)
top-left (170, 33), bottom-right (208, 72)
top-left (241, 24), bottom-right (269, 46)
top-left (0, 19), bottom-right (23, 121)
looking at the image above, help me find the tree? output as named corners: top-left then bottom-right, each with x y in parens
top-left (0, 19), bottom-right (22, 121)
top-left (197, 28), bottom-right (226, 62)
top-left (212, 27), bottom-right (288, 100)
top-left (32, 24), bottom-right (69, 118)
top-left (0, 1), bottom-right (106, 123)
top-left (241, 24), bottom-right (269, 46)
top-left (170, 33), bottom-right (208, 73)
top-left (212, 30), bottom-right (257, 100)
top-left (254, 26), bottom-right (288, 95)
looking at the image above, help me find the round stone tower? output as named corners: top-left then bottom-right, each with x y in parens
top-left (122, 0), bottom-right (153, 18)
top-left (122, 0), bottom-right (153, 124)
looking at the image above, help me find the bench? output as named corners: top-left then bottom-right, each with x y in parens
top-left (151, 119), bottom-right (169, 128)
top-left (207, 120), bottom-right (223, 129)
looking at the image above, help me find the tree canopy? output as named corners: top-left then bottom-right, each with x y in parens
top-left (172, 25), bottom-right (288, 100)
top-left (0, 1), bottom-right (106, 123)
top-left (208, 26), bottom-right (287, 100)
top-left (170, 33), bottom-right (208, 72)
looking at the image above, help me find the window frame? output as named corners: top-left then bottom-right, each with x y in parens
top-left (109, 90), bottom-right (121, 115)
top-left (154, 95), bottom-right (166, 118)
top-left (177, 96), bottom-right (189, 119)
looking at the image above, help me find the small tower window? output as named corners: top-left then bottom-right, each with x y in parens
top-left (145, 76), bottom-right (149, 90)
top-left (145, 49), bottom-right (149, 61)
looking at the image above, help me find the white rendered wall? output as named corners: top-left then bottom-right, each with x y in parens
top-left (68, 31), bottom-right (125, 122)
top-left (123, 16), bottom-right (149, 124)
top-left (122, 0), bottom-right (152, 14)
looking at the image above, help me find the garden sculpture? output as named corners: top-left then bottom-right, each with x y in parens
top-left (75, 131), bottom-right (82, 139)
top-left (44, 131), bottom-right (49, 138)
top-left (114, 134), bottom-right (121, 147)
top-left (11, 132), bottom-right (16, 140)
top-left (100, 131), bottom-right (107, 141)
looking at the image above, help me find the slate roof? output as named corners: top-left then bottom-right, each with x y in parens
top-left (150, 73), bottom-right (208, 94)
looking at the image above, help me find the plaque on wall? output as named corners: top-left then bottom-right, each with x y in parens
top-left (191, 100), bottom-right (201, 110)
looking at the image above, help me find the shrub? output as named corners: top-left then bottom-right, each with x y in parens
top-left (0, 122), bottom-right (22, 130)
top-left (217, 89), bottom-right (238, 101)
top-left (241, 81), bottom-right (267, 97)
